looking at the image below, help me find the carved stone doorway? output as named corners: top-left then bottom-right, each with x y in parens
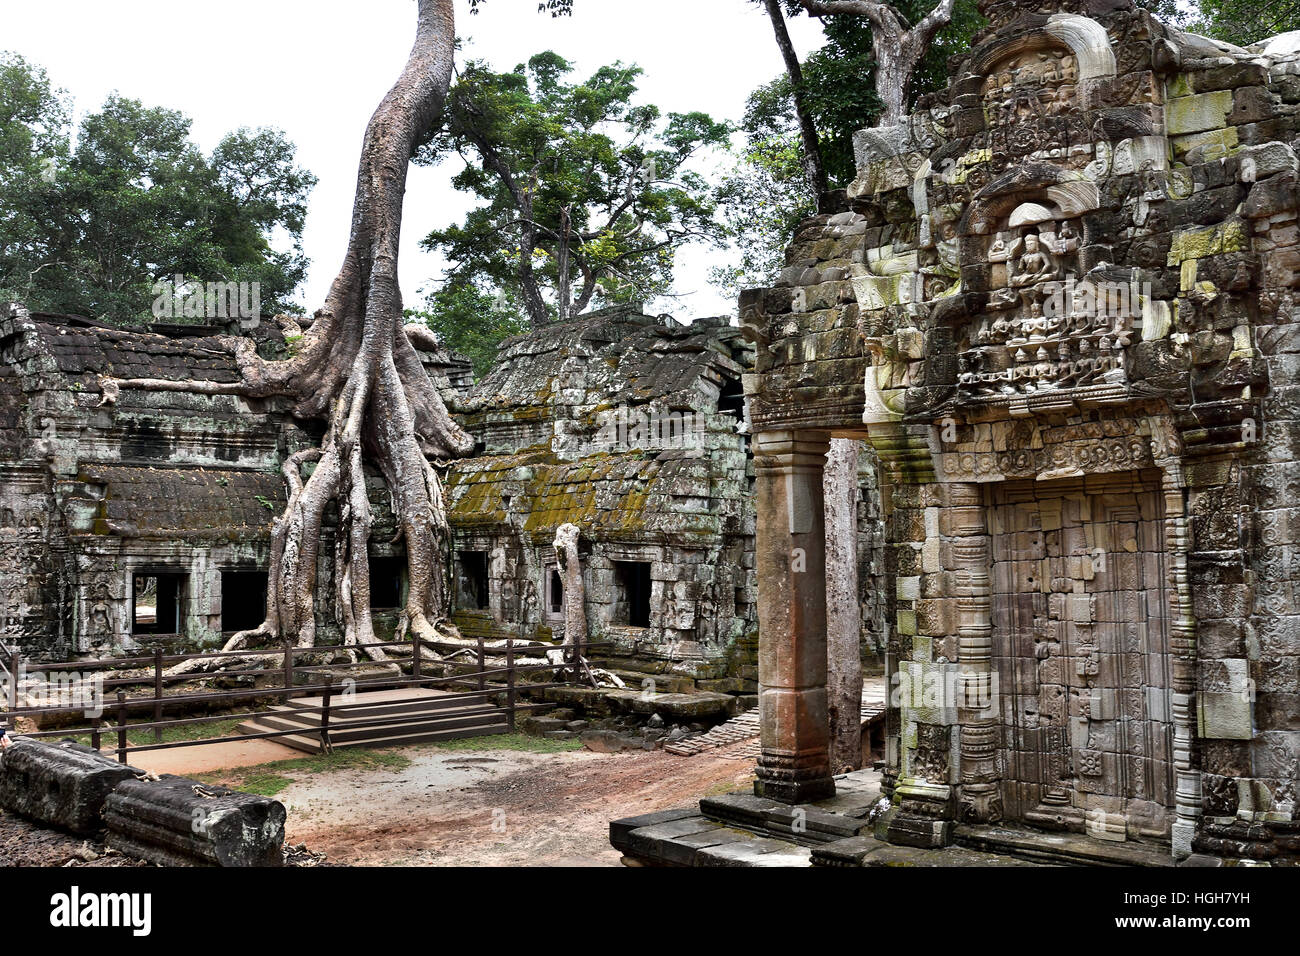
top-left (989, 470), bottom-right (1174, 840)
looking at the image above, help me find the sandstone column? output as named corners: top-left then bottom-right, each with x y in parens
top-left (948, 482), bottom-right (1002, 823)
top-left (753, 429), bottom-right (835, 803)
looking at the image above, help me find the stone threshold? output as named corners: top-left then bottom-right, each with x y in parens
top-left (953, 823), bottom-right (1177, 868)
top-left (611, 769), bottom-right (1199, 868)
top-left (609, 805), bottom-right (1042, 867)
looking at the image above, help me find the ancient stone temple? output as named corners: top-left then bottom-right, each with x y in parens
top-left (445, 308), bottom-right (756, 681)
top-left (0, 304), bottom-right (471, 659)
top-left (0, 300), bottom-right (886, 693)
top-left (445, 305), bottom-right (886, 687)
top-left (741, 0), bottom-right (1300, 860)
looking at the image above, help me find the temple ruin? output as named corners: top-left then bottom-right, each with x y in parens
top-left (3, 0), bottom-right (1300, 872)
top-left (735, 0), bottom-right (1300, 861)
top-left (0, 302), bottom-right (883, 706)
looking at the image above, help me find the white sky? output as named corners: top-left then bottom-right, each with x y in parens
top-left (2, 0), bottom-right (828, 319)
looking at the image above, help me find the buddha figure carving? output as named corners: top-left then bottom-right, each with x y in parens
top-left (1011, 233), bottom-right (1059, 287)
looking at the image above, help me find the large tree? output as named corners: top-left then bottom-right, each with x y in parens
top-left (713, 1), bottom-right (981, 298)
top-left (0, 54), bottom-right (316, 322)
top-left (102, 0), bottom-right (509, 668)
top-left (418, 51), bottom-right (729, 327)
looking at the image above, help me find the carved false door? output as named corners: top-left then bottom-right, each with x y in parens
top-left (992, 473), bottom-right (1174, 839)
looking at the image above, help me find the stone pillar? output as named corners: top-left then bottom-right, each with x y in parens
top-left (753, 430), bottom-right (835, 803)
top-left (948, 482), bottom-right (1003, 824)
top-left (1165, 474), bottom-right (1201, 859)
top-left (1152, 422), bottom-right (1200, 859)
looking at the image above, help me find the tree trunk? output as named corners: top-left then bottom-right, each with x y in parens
top-left (798, 0), bottom-right (959, 127)
top-left (105, 0), bottom-right (474, 672)
top-left (763, 0), bottom-right (829, 207)
top-left (825, 437), bottom-right (863, 772)
top-left (554, 523), bottom-right (586, 660)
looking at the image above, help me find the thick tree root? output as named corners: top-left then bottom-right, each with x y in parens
top-left (103, 0), bottom-right (478, 679)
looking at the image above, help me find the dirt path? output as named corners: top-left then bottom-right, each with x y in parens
top-left (276, 745), bottom-right (756, 866)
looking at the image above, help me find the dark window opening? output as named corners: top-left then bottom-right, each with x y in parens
top-left (132, 573), bottom-right (186, 634)
top-left (548, 569), bottom-right (564, 615)
top-left (613, 561), bottom-right (652, 628)
top-left (221, 571), bottom-right (267, 633)
top-left (457, 551), bottom-right (490, 610)
top-left (718, 378), bottom-right (746, 421)
top-left (369, 556), bottom-right (404, 610)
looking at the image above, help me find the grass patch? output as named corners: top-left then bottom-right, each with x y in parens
top-left (196, 748), bottom-right (412, 797)
top-left (423, 733), bottom-right (582, 754)
top-left (128, 716), bottom-right (248, 746)
top-left (222, 769), bottom-right (295, 797)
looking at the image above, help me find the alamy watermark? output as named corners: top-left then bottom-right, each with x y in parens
top-left (2, 664), bottom-right (104, 718)
top-left (151, 274), bottom-right (260, 326)
top-left (590, 404), bottom-right (704, 456)
top-left (891, 666), bottom-right (999, 717)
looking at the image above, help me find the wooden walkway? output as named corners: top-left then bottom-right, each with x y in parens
top-left (237, 687), bottom-right (510, 754)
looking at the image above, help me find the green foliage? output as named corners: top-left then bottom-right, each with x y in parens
top-left (418, 52), bottom-right (730, 326)
top-left (710, 136), bottom-right (815, 299)
top-left (1187, 0), bottom-right (1300, 46)
top-left (467, 0), bottom-right (575, 14)
top-left (0, 52), bottom-right (317, 323)
top-left (712, 2), bottom-right (982, 297)
top-left (405, 284), bottom-right (530, 379)
top-left (747, 2), bottom-right (985, 188)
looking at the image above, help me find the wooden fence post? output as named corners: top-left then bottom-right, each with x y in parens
top-left (91, 716), bottom-right (101, 753)
top-left (477, 635), bottom-right (485, 691)
top-left (412, 629), bottom-right (422, 682)
top-left (283, 641), bottom-right (293, 704)
top-left (115, 689), bottom-right (128, 765)
top-left (8, 651), bottom-right (19, 712)
top-left (319, 676), bottom-right (333, 756)
top-left (506, 638), bottom-right (515, 733)
top-left (153, 648), bottom-right (164, 743)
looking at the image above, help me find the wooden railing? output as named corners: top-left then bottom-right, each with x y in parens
top-left (2, 636), bottom-right (610, 763)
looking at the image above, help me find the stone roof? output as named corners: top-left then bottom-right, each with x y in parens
top-left (460, 306), bottom-right (747, 416)
top-left (65, 465), bottom-right (283, 540)
top-left (447, 447), bottom-right (741, 543)
top-left (1, 306), bottom-right (241, 388)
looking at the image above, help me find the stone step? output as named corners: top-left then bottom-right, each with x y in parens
top-left (952, 823), bottom-right (1177, 867)
top-left (283, 689), bottom-right (494, 719)
top-left (609, 809), bottom-right (813, 867)
top-left (267, 722), bottom-right (511, 755)
top-left (234, 687), bottom-right (511, 751)
top-left (238, 705), bottom-right (500, 742)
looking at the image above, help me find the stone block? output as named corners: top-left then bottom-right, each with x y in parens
top-left (874, 807), bottom-right (952, 848)
top-left (1198, 659), bottom-right (1253, 739)
top-left (0, 740), bottom-right (140, 835)
top-left (103, 775), bottom-right (284, 866)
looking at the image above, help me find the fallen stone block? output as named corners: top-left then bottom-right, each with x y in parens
top-left (521, 716), bottom-right (570, 737)
top-left (103, 775), bottom-right (285, 867)
top-left (0, 739), bottom-right (141, 835)
top-left (581, 729), bottom-right (627, 753)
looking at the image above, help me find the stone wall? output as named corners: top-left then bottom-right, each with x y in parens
top-left (743, 0), bottom-right (1300, 860)
top-left (446, 306), bottom-right (887, 682)
top-left (0, 305), bottom-right (465, 659)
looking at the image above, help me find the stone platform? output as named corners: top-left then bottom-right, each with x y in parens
top-left (611, 769), bottom-right (1189, 867)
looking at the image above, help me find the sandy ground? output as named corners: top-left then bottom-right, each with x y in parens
top-left (258, 745), bottom-right (757, 866)
top-left (122, 738), bottom-right (305, 775)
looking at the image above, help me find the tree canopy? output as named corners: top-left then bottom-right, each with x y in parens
top-left (712, 1), bottom-right (983, 297)
top-left (1188, 0), bottom-right (1300, 46)
top-left (416, 51), bottom-right (730, 328)
top-left (0, 51), bottom-right (316, 323)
